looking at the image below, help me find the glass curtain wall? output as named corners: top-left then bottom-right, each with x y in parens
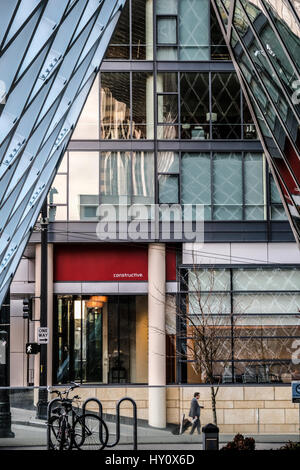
top-left (179, 267), bottom-right (300, 384)
top-left (49, 150), bottom-right (287, 222)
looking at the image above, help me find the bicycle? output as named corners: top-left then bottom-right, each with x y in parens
top-left (48, 382), bottom-right (109, 450)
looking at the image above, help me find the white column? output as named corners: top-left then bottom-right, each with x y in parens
top-left (148, 243), bottom-right (166, 428)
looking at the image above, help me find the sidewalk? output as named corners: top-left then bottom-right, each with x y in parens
top-left (1, 407), bottom-right (298, 449)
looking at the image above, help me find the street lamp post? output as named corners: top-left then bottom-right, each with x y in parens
top-left (0, 293), bottom-right (14, 437)
top-left (36, 201), bottom-right (48, 420)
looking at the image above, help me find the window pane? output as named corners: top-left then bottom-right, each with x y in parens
top-left (132, 151), bottom-right (154, 205)
top-left (100, 151), bottom-right (131, 205)
top-left (181, 153), bottom-right (211, 219)
top-left (213, 153), bottom-right (243, 220)
top-left (233, 293), bottom-right (300, 314)
top-left (132, 72), bottom-right (154, 139)
top-left (132, 0), bottom-right (153, 60)
top-left (178, 0), bottom-right (209, 60)
top-left (180, 73), bottom-right (209, 139)
top-left (158, 151), bottom-right (179, 173)
top-left (157, 17), bottom-right (177, 44)
top-left (233, 268), bottom-right (300, 292)
top-left (244, 153), bottom-right (265, 220)
top-left (159, 175), bottom-right (179, 203)
top-left (270, 174), bottom-right (287, 220)
top-left (211, 5), bottom-right (230, 60)
top-left (189, 269), bottom-right (230, 292)
top-left (49, 205), bottom-right (67, 222)
top-left (157, 46), bottom-right (177, 60)
top-left (211, 72), bottom-right (241, 139)
top-left (100, 73), bottom-right (130, 139)
top-left (105, 0), bottom-right (130, 59)
top-left (156, 0), bottom-right (178, 14)
top-left (157, 124), bottom-right (178, 139)
top-left (157, 94), bottom-right (178, 123)
top-left (189, 292), bottom-right (231, 315)
top-left (243, 97), bottom-right (257, 139)
top-left (72, 75), bottom-right (99, 139)
top-left (49, 174), bottom-right (67, 205)
top-left (157, 73), bottom-right (178, 93)
top-left (69, 152), bottom-right (99, 220)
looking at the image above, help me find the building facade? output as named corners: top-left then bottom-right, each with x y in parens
top-left (211, 0), bottom-right (300, 244)
top-left (7, 0), bottom-right (300, 431)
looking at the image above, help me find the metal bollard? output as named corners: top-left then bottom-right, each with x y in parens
top-left (202, 423), bottom-right (219, 450)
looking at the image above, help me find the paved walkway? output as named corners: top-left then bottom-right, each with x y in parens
top-left (0, 407), bottom-right (298, 449)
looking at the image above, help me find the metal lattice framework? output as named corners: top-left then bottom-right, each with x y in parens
top-left (0, 0), bottom-right (126, 307)
top-left (211, 0), bottom-right (300, 245)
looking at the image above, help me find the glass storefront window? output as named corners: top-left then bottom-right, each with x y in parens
top-left (54, 295), bottom-right (148, 385)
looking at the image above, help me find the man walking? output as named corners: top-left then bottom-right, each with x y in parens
top-left (189, 392), bottom-right (204, 435)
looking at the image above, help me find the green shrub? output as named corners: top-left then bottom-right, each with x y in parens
top-left (279, 441), bottom-right (300, 451)
top-left (221, 433), bottom-right (255, 451)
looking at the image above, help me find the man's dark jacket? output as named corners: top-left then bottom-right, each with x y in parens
top-left (189, 397), bottom-right (200, 418)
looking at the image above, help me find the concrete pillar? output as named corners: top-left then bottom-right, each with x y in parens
top-left (148, 243), bottom-right (166, 428)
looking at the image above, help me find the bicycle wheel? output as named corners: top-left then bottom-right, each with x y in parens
top-left (73, 414), bottom-right (109, 450)
top-left (49, 416), bottom-right (73, 450)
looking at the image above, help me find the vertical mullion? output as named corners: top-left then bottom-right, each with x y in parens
top-left (209, 72), bottom-right (212, 139)
top-left (178, 71), bottom-right (180, 139)
top-left (130, 70), bottom-right (133, 140)
top-left (242, 151), bottom-right (245, 221)
top-left (211, 151), bottom-right (214, 220)
top-left (230, 269), bottom-right (235, 383)
top-left (241, 88), bottom-right (244, 139)
top-left (129, 0), bottom-right (132, 61)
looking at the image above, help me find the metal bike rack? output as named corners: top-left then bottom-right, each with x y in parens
top-left (82, 397), bottom-right (105, 445)
top-left (105, 397), bottom-right (138, 451)
top-left (46, 395), bottom-right (138, 450)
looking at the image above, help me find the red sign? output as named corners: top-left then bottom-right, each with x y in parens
top-left (54, 244), bottom-right (177, 282)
